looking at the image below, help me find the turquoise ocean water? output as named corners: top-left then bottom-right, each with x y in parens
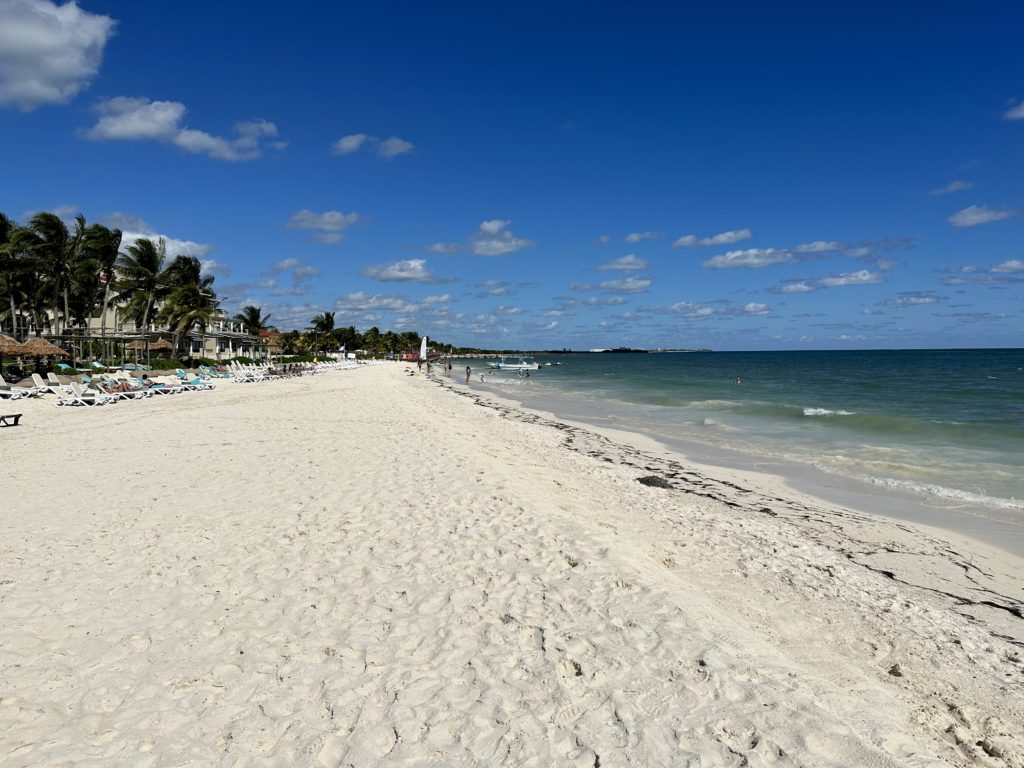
top-left (452, 349), bottom-right (1024, 554)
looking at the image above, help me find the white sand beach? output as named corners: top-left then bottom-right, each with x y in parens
top-left (2, 364), bottom-right (1022, 767)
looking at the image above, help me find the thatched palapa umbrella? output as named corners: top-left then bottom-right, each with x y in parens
top-left (0, 334), bottom-right (27, 379)
top-left (0, 334), bottom-right (25, 355)
top-left (125, 340), bottom-right (147, 351)
top-left (150, 339), bottom-right (174, 352)
top-left (21, 337), bottom-right (69, 356)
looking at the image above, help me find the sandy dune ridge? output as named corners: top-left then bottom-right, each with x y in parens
top-left (1, 365), bottom-right (1022, 766)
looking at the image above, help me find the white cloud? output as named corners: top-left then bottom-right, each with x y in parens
top-left (360, 259), bottom-right (445, 283)
top-left (992, 259), bottom-right (1024, 273)
top-left (479, 219), bottom-right (509, 235)
top-left (774, 280), bottom-right (817, 294)
top-left (597, 254), bottom-right (647, 271)
top-left (421, 294), bottom-right (451, 304)
top-left (625, 230), bottom-right (664, 243)
top-left (377, 136), bottom-right (414, 158)
top-left (429, 242), bottom-right (462, 254)
top-left (470, 219), bottom-right (535, 256)
top-left (0, 0), bottom-right (115, 111)
top-left (335, 291), bottom-right (418, 314)
top-left (270, 258), bottom-right (300, 272)
top-left (595, 234), bottom-right (612, 245)
top-left (929, 180), bottom-right (973, 196)
top-left (331, 133), bottom-right (368, 155)
top-left (120, 228), bottom-right (211, 259)
top-left (700, 228), bottom-right (752, 246)
top-left (743, 302), bottom-right (771, 316)
top-left (86, 96), bottom-right (185, 140)
top-left (667, 302), bottom-right (715, 318)
top-left (883, 292), bottom-right (943, 306)
top-left (793, 240), bottom-right (844, 253)
top-left (1003, 102), bottom-right (1024, 121)
top-left (599, 276), bottom-right (651, 293)
top-left (703, 248), bottom-right (793, 269)
top-left (200, 259), bottom-right (232, 276)
top-left (672, 229), bottom-right (752, 248)
top-left (286, 210), bottom-right (358, 242)
top-left (84, 96), bottom-right (283, 161)
top-left (948, 205), bottom-right (1020, 228)
top-left (331, 132), bottom-right (414, 158)
top-left (817, 269), bottom-right (884, 287)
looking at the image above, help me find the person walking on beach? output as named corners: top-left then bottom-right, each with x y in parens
top-left (465, 366), bottom-right (471, 383)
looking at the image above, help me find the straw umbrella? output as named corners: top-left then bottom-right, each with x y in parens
top-left (19, 336), bottom-right (68, 377)
top-left (150, 338), bottom-right (173, 353)
top-left (21, 337), bottom-right (69, 356)
top-left (0, 334), bottom-right (27, 381)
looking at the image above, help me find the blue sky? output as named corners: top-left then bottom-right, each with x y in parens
top-left (1, 1), bottom-right (1022, 350)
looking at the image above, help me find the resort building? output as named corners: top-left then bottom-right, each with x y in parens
top-left (13, 302), bottom-right (267, 362)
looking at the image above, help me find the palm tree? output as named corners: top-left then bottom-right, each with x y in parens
top-left (82, 224), bottom-right (123, 344)
top-left (157, 255), bottom-right (217, 356)
top-left (310, 311), bottom-right (335, 353)
top-left (234, 305), bottom-right (271, 336)
top-left (277, 330), bottom-right (302, 354)
top-left (0, 213), bottom-right (29, 338)
top-left (116, 237), bottom-right (170, 332)
top-left (27, 211), bottom-right (86, 336)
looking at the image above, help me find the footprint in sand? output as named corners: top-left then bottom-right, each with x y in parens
top-left (121, 632), bottom-right (151, 652)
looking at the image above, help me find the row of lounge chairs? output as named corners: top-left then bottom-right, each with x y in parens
top-left (28, 371), bottom-right (215, 406)
top-left (2, 360), bottom-right (372, 405)
top-left (223, 359), bottom-right (361, 383)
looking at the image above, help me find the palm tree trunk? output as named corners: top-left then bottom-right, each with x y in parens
top-left (8, 294), bottom-right (17, 339)
top-left (63, 285), bottom-right (70, 338)
top-left (99, 280), bottom-right (112, 344)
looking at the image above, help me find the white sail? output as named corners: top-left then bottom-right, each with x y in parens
top-left (419, 336), bottom-right (427, 360)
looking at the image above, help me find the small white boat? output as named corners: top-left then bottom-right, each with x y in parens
top-left (488, 355), bottom-right (540, 371)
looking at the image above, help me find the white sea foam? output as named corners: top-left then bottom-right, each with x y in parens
top-left (863, 476), bottom-right (1024, 513)
top-left (803, 407), bottom-right (855, 417)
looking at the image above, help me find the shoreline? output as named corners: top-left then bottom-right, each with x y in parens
top-left (436, 372), bottom-right (1024, 639)
top-left (453, 366), bottom-right (1024, 559)
top-left (4, 364), bottom-right (1023, 766)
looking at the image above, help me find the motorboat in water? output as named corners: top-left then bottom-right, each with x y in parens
top-left (488, 355), bottom-right (540, 371)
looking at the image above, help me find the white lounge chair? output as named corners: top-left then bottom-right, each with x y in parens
top-left (55, 382), bottom-right (116, 406)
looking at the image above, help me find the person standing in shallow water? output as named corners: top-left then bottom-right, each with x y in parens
top-left (465, 366), bottom-right (471, 383)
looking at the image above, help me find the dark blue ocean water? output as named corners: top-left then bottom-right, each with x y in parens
top-left (459, 349), bottom-right (1024, 536)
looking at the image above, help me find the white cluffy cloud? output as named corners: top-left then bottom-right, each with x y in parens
top-left (599, 276), bottom-right (651, 293)
top-left (360, 259), bottom-right (451, 283)
top-left (817, 269), bottom-right (884, 287)
top-left (940, 259), bottom-right (1024, 287)
top-left (948, 205), bottom-right (1020, 228)
top-left (929, 180), bottom-right (973, 196)
top-left (286, 209), bottom-right (359, 243)
top-left (109, 213), bottom-right (213, 262)
top-left (703, 248), bottom-right (792, 269)
top-left (473, 219), bottom-right (534, 255)
top-left (331, 133), bottom-right (414, 158)
top-left (772, 269), bottom-right (885, 293)
top-left (0, 0), bottom-right (115, 111)
top-left (431, 220), bottom-right (536, 256)
top-left (883, 292), bottom-right (943, 306)
top-left (597, 254), bottom-right (647, 271)
top-left (672, 228), bottom-right (752, 248)
top-left (1004, 102), bottom-right (1024, 121)
top-left (625, 230), bottom-right (665, 243)
top-left (84, 97), bottom-right (285, 161)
